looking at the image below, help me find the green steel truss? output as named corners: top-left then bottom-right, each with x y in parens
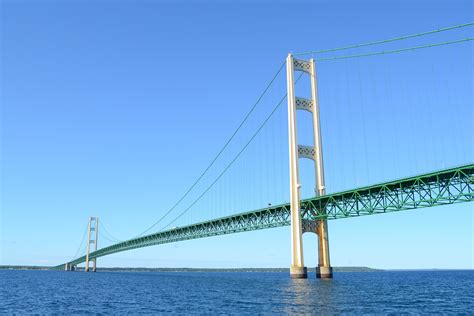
top-left (55, 164), bottom-right (473, 270)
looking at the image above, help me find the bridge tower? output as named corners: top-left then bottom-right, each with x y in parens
top-left (286, 54), bottom-right (333, 279)
top-left (84, 216), bottom-right (99, 272)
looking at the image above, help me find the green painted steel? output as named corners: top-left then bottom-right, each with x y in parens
top-left (54, 164), bottom-right (473, 270)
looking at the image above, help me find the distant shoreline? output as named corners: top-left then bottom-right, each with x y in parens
top-left (3, 266), bottom-right (472, 272)
top-left (1, 265), bottom-right (383, 272)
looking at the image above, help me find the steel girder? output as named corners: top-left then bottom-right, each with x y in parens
top-left (54, 164), bottom-right (473, 270)
top-left (302, 164), bottom-right (473, 220)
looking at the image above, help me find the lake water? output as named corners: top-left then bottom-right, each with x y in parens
top-left (1, 270), bottom-right (473, 314)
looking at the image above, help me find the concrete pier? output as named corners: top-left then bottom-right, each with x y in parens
top-left (290, 266), bottom-right (308, 279)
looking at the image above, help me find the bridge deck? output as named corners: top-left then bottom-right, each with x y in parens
top-left (55, 164), bottom-right (473, 269)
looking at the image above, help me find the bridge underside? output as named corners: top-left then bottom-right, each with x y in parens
top-left (54, 164), bottom-right (473, 270)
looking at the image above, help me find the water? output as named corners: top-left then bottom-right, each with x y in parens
top-left (1, 270), bottom-right (473, 314)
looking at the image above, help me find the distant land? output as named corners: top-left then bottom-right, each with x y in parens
top-left (1, 265), bottom-right (381, 272)
top-left (2, 266), bottom-right (471, 272)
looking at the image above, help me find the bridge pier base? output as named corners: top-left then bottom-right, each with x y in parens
top-left (290, 266), bottom-right (308, 279)
top-left (64, 263), bottom-right (77, 272)
top-left (316, 219), bottom-right (333, 279)
top-left (316, 266), bottom-right (333, 279)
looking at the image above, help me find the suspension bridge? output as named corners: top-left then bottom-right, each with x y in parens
top-left (54, 23), bottom-right (474, 278)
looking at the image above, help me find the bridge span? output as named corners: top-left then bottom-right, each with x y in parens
top-left (55, 163), bottom-right (473, 272)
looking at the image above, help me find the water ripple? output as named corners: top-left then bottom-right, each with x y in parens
top-left (1, 270), bottom-right (473, 314)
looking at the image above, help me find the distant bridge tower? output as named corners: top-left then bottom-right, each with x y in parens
top-left (85, 216), bottom-right (99, 272)
top-left (286, 54), bottom-right (333, 279)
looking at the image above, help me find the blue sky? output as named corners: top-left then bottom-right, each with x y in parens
top-left (1, 0), bottom-right (473, 269)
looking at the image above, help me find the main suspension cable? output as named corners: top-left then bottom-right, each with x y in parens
top-left (160, 73), bottom-right (305, 231)
top-left (99, 230), bottom-right (120, 244)
top-left (100, 221), bottom-right (122, 242)
top-left (316, 38), bottom-right (473, 62)
top-left (71, 223), bottom-right (88, 260)
top-left (294, 21), bottom-right (474, 56)
top-left (134, 61), bottom-right (286, 237)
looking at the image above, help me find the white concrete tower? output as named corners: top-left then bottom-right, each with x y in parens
top-left (286, 54), bottom-right (333, 279)
top-left (84, 216), bottom-right (99, 272)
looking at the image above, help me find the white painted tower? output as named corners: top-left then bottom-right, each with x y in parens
top-left (85, 216), bottom-right (99, 272)
top-left (286, 54), bottom-right (332, 279)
